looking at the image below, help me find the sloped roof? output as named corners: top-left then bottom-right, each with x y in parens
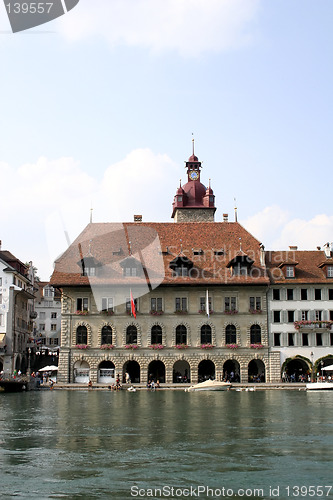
top-left (50, 221), bottom-right (269, 287)
top-left (266, 250), bottom-right (333, 284)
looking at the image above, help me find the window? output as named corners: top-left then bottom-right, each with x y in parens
top-left (84, 267), bottom-right (96, 277)
top-left (301, 310), bottom-right (309, 321)
top-left (287, 289), bottom-right (294, 301)
top-left (329, 289), bottom-right (333, 300)
top-left (102, 297), bottom-right (113, 312)
top-left (44, 287), bottom-right (54, 298)
top-left (249, 297), bottom-right (261, 311)
top-left (302, 333), bottom-right (309, 346)
top-left (76, 325), bottom-right (87, 345)
top-left (287, 311), bottom-right (295, 323)
top-left (173, 266), bottom-right (189, 277)
top-left (101, 326), bottom-right (113, 345)
top-left (126, 325), bottom-right (137, 344)
top-left (301, 289), bottom-right (308, 300)
top-left (250, 325), bottom-right (261, 344)
top-left (274, 333), bottom-right (281, 347)
top-left (0, 278), bottom-right (2, 286)
top-left (76, 298), bottom-right (88, 312)
top-left (200, 325), bottom-right (212, 344)
top-left (330, 333), bottom-right (333, 346)
top-left (39, 324), bottom-right (45, 331)
top-left (175, 297), bottom-right (187, 312)
top-left (225, 325), bottom-right (236, 344)
top-left (273, 311), bottom-right (281, 323)
top-left (273, 289), bottom-right (280, 300)
top-left (151, 325), bottom-right (162, 344)
top-left (39, 312), bottom-right (45, 319)
top-left (327, 266), bottom-right (333, 278)
top-left (51, 312), bottom-right (57, 319)
top-left (330, 311), bottom-right (333, 321)
top-left (0, 314), bottom-right (3, 326)
top-left (51, 324), bottom-right (57, 331)
top-left (233, 265), bottom-right (248, 276)
top-left (0, 294), bottom-right (2, 304)
top-left (288, 333), bottom-right (294, 346)
top-left (200, 296), bottom-right (212, 312)
top-left (50, 338), bottom-right (59, 345)
top-left (224, 296), bottom-right (237, 312)
top-left (315, 289), bottom-right (322, 300)
top-left (151, 298), bottom-right (163, 312)
top-left (315, 310), bottom-right (322, 321)
top-left (316, 333), bottom-right (323, 346)
top-left (176, 325), bottom-right (187, 345)
top-left (286, 266), bottom-right (295, 278)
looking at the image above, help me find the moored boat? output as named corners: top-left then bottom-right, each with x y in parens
top-left (306, 382), bottom-right (333, 391)
top-left (185, 379), bottom-right (231, 392)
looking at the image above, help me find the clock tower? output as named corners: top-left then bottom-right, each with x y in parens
top-left (172, 144), bottom-right (216, 222)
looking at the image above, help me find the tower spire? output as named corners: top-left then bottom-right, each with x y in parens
top-left (234, 198), bottom-right (238, 223)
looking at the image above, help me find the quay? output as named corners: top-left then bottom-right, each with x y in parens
top-left (47, 382), bottom-right (308, 391)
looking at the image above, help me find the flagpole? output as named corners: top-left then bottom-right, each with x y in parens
top-left (206, 289), bottom-right (210, 318)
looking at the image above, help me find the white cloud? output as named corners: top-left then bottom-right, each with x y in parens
top-left (2, 149), bottom-right (178, 280)
top-left (58, 0), bottom-right (261, 56)
top-left (242, 206), bottom-right (333, 251)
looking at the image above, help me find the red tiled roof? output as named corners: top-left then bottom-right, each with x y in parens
top-left (50, 221), bottom-right (269, 287)
top-left (266, 250), bottom-right (333, 284)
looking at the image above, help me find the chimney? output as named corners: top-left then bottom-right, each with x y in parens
top-left (223, 213), bottom-right (228, 222)
top-left (134, 215), bottom-right (142, 222)
top-left (323, 242), bottom-right (331, 258)
top-left (259, 243), bottom-right (265, 267)
top-left (289, 246), bottom-right (298, 251)
top-left (317, 246), bottom-right (321, 251)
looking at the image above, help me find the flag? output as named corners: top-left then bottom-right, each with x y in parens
top-left (206, 289), bottom-right (210, 318)
top-left (130, 289), bottom-right (136, 319)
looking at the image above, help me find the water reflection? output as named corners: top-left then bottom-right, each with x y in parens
top-left (0, 390), bottom-right (332, 499)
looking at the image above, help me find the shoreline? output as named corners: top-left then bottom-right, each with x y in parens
top-left (48, 382), bottom-right (309, 391)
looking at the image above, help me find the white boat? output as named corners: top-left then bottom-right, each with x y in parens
top-left (127, 386), bottom-right (137, 392)
top-left (185, 380), bottom-right (231, 392)
top-left (306, 382), bottom-right (333, 391)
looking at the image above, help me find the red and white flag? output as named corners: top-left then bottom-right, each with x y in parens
top-left (130, 289), bottom-right (136, 319)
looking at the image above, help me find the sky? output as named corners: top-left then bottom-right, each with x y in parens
top-left (0, 0), bottom-right (332, 280)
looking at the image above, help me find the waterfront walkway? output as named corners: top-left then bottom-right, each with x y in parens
top-left (48, 382), bottom-right (307, 391)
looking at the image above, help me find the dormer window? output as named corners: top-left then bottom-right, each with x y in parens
top-left (169, 254), bottom-right (194, 277)
top-left (84, 267), bottom-right (96, 277)
top-left (328, 266), bottom-right (333, 278)
top-left (286, 266), bottom-right (295, 278)
top-left (120, 257), bottom-right (142, 277)
top-left (227, 253), bottom-right (254, 277)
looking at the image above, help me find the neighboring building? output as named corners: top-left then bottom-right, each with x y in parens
top-left (29, 282), bottom-right (61, 371)
top-left (266, 246), bottom-right (333, 381)
top-left (50, 148), bottom-right (281, 385)
top-left (0, 246), bottom-right (35, 375)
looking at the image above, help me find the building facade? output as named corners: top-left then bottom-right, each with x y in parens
top-left (0, 248), bottom-right (35, 376)
top-left (51, 149), bottom-right (281, 385)
top-left (266, 246), bottom-right (333, 381)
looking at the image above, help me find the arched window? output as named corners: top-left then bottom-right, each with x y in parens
top-left (176, 325), bottom-right (187, 345)
top-left (101, 326), bottom-right (113, 345)
top-left (200, 325), bottom-right (212, 344)
top-left (126, 325), bottom-right (137, 344)
top-left (225, 325), bottom-right (236, 344)
top-left (151, 325), bottom-right (162, 345)
top-left (250, 324), bottom-right (261, 344)
top-left (76, 325), bottom-right (87, 345)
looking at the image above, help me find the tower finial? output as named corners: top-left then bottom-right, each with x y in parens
top-left (180, 179), bottom-right (182, 188)
top-left (90, 205), bottom-right (93, 224)
top-left (234, 198), bottom-right (238, 223)
top-left (192, 132), bottom-right (195, 156)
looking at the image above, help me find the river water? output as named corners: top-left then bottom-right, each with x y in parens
top-left (0, 389), bottom-right (332, 500)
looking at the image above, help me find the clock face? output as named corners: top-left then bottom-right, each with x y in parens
top-left (189, 171), bottom-right (199, 180)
